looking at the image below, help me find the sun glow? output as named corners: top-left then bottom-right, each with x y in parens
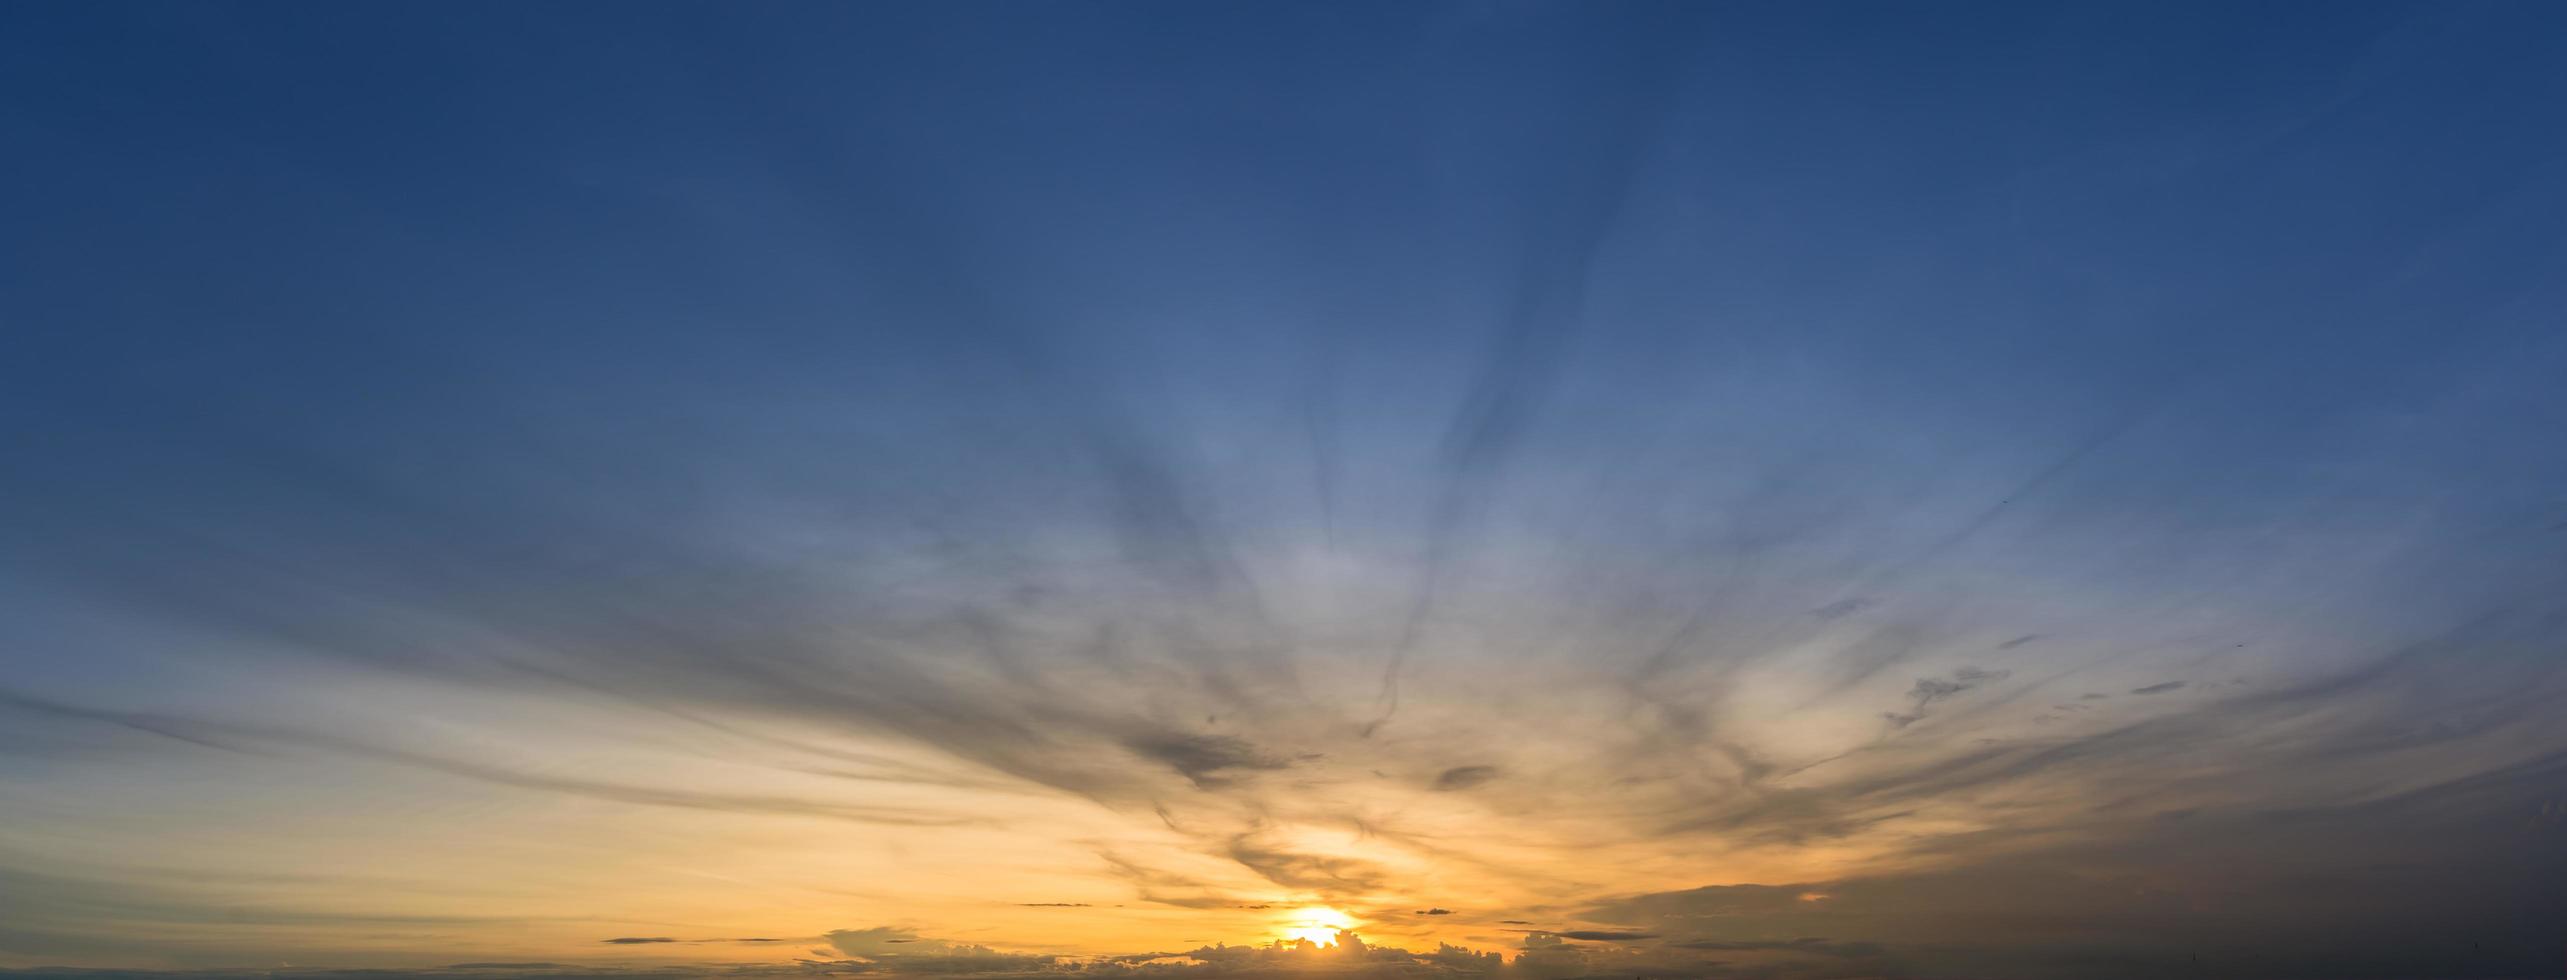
top-left (1277, 907), bottom-right (1357, 946)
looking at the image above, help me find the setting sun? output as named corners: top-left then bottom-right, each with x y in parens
top-left (1277, 907), bottom-right (1357, 946)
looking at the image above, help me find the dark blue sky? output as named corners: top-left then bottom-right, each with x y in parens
top-left (5, 3), bottom-right (2567, 978)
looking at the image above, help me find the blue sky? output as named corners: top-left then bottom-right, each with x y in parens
top-left (5, 3), bottom-right (2567, 978)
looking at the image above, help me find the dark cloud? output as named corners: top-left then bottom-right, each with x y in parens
top-left (1415, 908), bottom-right (1454, 915)
top-left (1588, 749), bottom-right (2567, 978)
top-left (2130, 681), bottom-right (2186, 695)
top-left (1808, 598), bottom-right (1870, 622)
top-left (1551, 931), bottom-right (1656, 943)
top-left (1124, 732), bottom-right (1291, 789)
top-left (1432, 766), bottom-right (1500, 791)
top-left (1905, 666), bottom-right (2008, 707)
top-left (1668, 938), bottom-right (1881, 958)
top-left (600, 937), bottom-right (676, 944)
top-left (1880, 666), bottom-right (2011, 729)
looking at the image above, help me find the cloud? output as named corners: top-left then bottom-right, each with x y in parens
top-left (802, 929), bottom-right (1551, 980)
top-left (1124, 732), bottom-right (1291, 789)
top-left (0, 691), bottom-right (975, 829)
top-left (1669, 938), bottom-right (1882, 958)
top-left (1808, 598), bottom-right (1871, 622)
top-left (1226, 837), bottom-right (1389, 895)
top-left (2130, 681), bottom-right (2186, 695)
top-left (1905, 666), bottom-right (2009, 706)
top-left (822, 926), bottom-right (1057, 974)
top-left (1883, 666), bottom-right (2012, 728)
top-left (827, 927), bottom-right (934, 957)
top-left (1095, 852), bottom-right (1262, 910)
top-left (1432, 766), bottom-right (1500, 791)
top-left (601, 937), bottom-right (676, 944)
top-left (1585, 749), bottom-right (2567, 977)
top-left (1415, 908), bottom-right (1454, 915)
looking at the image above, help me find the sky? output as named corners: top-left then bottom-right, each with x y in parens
top-left (4, 2), bottom-right (2567, 978)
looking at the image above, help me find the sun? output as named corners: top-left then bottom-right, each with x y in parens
top-left (1277, 906), bottom-right (1357, 946)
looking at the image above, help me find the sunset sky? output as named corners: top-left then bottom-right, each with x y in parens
top-left (6, 3), bottom-right (2567, 979)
